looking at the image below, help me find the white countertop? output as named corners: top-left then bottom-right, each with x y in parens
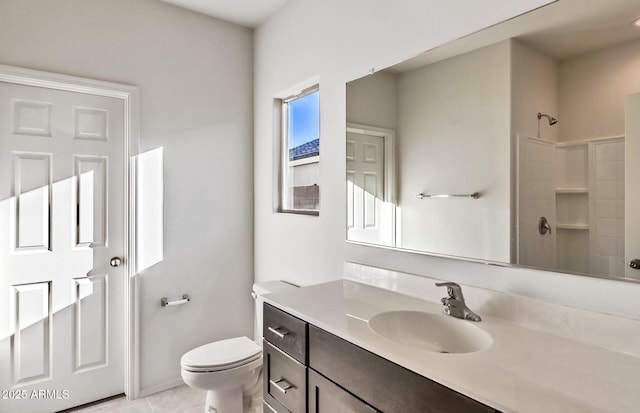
top-left (264, 280), bottom-right (640, 413)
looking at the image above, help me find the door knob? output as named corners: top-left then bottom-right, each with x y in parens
top-left (110, 257), bottom-right (122, 267)
top-left (630, 259), bottom-right (640, 270)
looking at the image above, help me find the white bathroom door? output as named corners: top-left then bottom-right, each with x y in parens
top-left (625, 93), bottom-right (640, 280)
top-left (0, 80), bottom-right (125, 412)
top-left (346, 131), bottom-right (388, 245)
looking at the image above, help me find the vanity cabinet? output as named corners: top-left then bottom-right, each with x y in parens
top-left (263, 304), bottom-right (308, 413)
top-left (263, 303), bottom-right (500, 413)
top-left (309, 369), bottom-right (379, 413)
top-left (308, 369), bottom-right (379, 413)
top-left (263, 341), bottom-right (306, 413)
top-left (263, 301), bottom-right (307, 364)
top-left (308, 325), bottom-right (498, 413)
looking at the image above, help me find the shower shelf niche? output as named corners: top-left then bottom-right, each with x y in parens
top-left (555, 192), bottom-right (589, 229)
top-left (555, 142), bottom-right (590, 273)
top-left (555, 188), bottom-right (588, 194)
top-left (553, 137), bottom-right (624, 276)
top-left (555, 142), bottom-right (589, 231)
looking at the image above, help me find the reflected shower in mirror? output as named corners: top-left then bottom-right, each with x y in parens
top-left (345, 0), bottom-right (640, 282)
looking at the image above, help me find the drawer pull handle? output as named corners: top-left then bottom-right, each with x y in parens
top-left (270, 378), bottom-right (294, 394)
top-left (268, 326), bottom-right (289, 339)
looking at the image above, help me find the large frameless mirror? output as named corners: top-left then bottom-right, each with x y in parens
top-left (346, 0), bottom-right (640, 282)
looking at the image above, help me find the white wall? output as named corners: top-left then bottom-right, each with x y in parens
top-left (255, 0), bottom-right (554, 286)
top-left (559, 38), bottom-right (640, 141)
top-left (0, 0), bottom-right (254, 394)
top-left (292, 160), bottom-right (319, 186)
top-left (254, 0), bottom-right (640, 320)
top-left (346, 70), bottom-right (398, 130)
top-left (511, 39), bottom-right (559, 141)
top-left (397, 41), bottom-right (511, 261)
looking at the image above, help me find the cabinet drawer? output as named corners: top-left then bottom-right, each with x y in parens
top-left (264, 341), bottom-right (307, 413)
top-left (309, 325), bottom-right (498, 413)
top-left (309, 369), bottom-right (379, 413)
top-left (263, 303), bottom-right (307, 364)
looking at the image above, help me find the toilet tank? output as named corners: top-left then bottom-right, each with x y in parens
top-left (252, 281), bottom-right (298, 342)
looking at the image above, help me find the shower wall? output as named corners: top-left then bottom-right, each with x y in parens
top-left (516, 136), bottom-right (556, 269)
top-left (590, 138), bottom-right (625, 277)
top-left (514, 38), bottom-right (638, 275)
top-left (516, 136), bottom-right (625, 277)
top-left (553, 39), bottom-right (638, 276)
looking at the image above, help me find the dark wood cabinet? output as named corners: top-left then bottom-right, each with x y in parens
top-left (263, 303), bottom-right (500, 413)
top-left (263, 341), bottom-right (306, 413)
top-left (263, 304), bottom-right (308, 413)
top-left (308, 324), bottom-right (498, 413)
top-left (308, 369), bottom-right (379, 413)
top-left (263, 303), bottom-right (307, 364)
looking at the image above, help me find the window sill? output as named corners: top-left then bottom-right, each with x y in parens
top-left (279, 209), bottom-right (319, 216)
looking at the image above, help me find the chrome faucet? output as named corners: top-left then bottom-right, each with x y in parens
top-left (435, 282), bottom-right (481, 322)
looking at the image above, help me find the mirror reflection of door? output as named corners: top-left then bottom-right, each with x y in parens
top-left (346, 126), bottom-right (395, 247)
top-left (0, 78), bottom-right (125, 412)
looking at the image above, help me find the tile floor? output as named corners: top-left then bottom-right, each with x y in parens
top-left (63, 385), bottom-right (206, 413)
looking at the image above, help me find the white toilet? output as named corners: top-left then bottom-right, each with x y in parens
top-left (181, 281), bottom-right (297, 413)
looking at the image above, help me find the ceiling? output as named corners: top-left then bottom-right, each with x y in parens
top-left (390, 0), bottom-right (640, 73)
top-left (519, 0), bottom-right (640, 59)
top-left (159, 0), bottom-right (289, 28)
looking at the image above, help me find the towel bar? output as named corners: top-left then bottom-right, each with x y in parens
top-left (161, 294), bottom-right (190, 307)
top-left (416, 192), bottom-right (480, 199)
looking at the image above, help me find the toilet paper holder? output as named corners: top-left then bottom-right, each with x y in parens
top-left (161, 294), bottom-right (190, 307)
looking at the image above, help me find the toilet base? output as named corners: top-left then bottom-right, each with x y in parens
top-left (205, 386), bottom-right (242, 413)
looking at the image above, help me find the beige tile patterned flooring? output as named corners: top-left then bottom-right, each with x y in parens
top-left (65, 385), bottom-right (206, 413)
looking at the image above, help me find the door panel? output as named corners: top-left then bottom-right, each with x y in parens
top-left (73, 274), bottom-right (108, 372)
top-left (0, 80), bottom-right (125, 412)
top-left (9, 282), bottom-right (52, 385)
top-left (346, 132), bottom-right (386, 244)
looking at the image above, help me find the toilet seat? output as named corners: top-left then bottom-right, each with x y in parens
top-left (181, 336), bottom-right (261, 373)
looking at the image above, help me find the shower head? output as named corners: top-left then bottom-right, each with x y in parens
top-left (537, 112), bottom-right (558, 125)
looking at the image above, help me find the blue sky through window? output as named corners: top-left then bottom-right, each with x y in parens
top-left (289, 91), bottom-right (319, 149)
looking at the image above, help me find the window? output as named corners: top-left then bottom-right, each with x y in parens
top-left (281, 86), bottom-right (320, 214)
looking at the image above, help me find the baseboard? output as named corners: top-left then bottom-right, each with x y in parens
top-left (138, 377), bottom-right (184, 398)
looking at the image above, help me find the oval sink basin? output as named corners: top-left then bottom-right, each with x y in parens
top-left (368, 310), bottom-right (492, 354)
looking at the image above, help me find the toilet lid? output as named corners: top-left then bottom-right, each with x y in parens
top-left (181, 337), bottom-right (261, 371)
